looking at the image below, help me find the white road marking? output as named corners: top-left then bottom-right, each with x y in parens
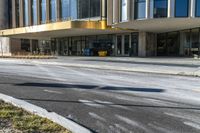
top-left (115, 114), bottom-right (152, 133)
top-left (43, 89), bottom-right (63, 94)
top-left (184, 121), bottom-right (200, 130)
top-left (78, 100), bottom-right (105, 108)
top-left (89, 112), bottom-right (106, 122)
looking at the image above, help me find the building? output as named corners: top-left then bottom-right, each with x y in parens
top-left (0, 0), bottom-right (200, 57)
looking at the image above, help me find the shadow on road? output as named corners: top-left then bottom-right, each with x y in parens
top-left (14, 82), bottom-right (165, 93)
top-left (18, 97), bottom-right (200, 111)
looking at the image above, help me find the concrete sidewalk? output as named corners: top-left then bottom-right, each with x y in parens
top-left (33, 57), bottom-right (200, 77)
top-left (1, 57), bottom-right (200, 77)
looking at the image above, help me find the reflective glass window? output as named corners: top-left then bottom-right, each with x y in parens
top-left (90, 0), bottom-right (101, 18)
top-left (196, 0), bottom-right (200, 17)
top-left (120, 0), bottom-right (128, 21)
top-left (61, 0), bottom-right (70, 20)
top-left (32, 0), bottom-right (37, 25)
top-left (41, 0), bottom-right (46, 24)
top-left (78, 0), bottom-right (90, 19)
top-left (24, 0), bottom-right (29, 26)
top-left (135, 0), bottom-right (146, 19)
top-left (50, 0), bottom-right (57, 22)
top-left (175, 0), bottom-right (188, 17)
top-left (154, 0), bottom-right (168, 18)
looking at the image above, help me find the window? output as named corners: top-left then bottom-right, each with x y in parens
top-left (24, 0), bottom-right (29, 26)
top-left (41, 0), bottom-right (46, 24)
top-left (154, 0), bottom-right (168, 18)
top-left (78, 0), bottom-right (90, 19)
top-left (135, 0), bottom-right (146, 19)
top-left (50, 0), bottom-right (57, 22)
top-left (196, 0), bottom-right (200, 17)
top-left (60, 0), bottom-right (70, 20)
top-left (175, 0), bottom-right (188, 17)
top-left (32, 0), bottom-right (37, 25)
top-left (90, 0), bottom-right (101, 18)
top-left (120, 0), bottom-right (128, 21)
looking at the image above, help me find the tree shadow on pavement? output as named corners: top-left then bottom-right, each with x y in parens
top-left (14, 82), bottom-right (165, 93)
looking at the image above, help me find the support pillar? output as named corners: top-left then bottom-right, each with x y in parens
top-left (113, 0), bottom-right (119, 24)
top-left (138, 32), bottom-right (147, 57)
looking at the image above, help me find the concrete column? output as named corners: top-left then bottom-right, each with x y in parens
top-left (19, 0), bottom-right (24, 27)
top-left (138, 32), bottom-right (147, 57)
top-left (190, 0), bottom-right (196, 17)
top-left (101, 0), bottom-right (107, 20)
top-left (168, 0), bottom-right (175, 18)
top-left (28, 0), bottom-right (32, 26)
top-left (131, 0), bottom-right (135, 20)
top-left (113, 0), bottom-right (119, 24)
top-left (0, 37), bottom-right (11, 56)
top-left (37, 0), bottom-right (41, 25)
top-left (30, 39), bottom-right (33, 53)
top-left (146, 0), bottom-right (150, 19)
top-left (46, 0), bottom-right (50, 23)
top-left (56, 0), bottom-right (60, 21)
top-left (127, 0), bottom-right (131, 21)
top-left (12, 0), bottom-right (17, 28)
top-left (107, 0), bottom-right (113, 25)
top-left (122, 35), bottom-right (125, 55)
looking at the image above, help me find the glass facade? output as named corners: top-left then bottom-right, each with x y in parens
top-left (32, 0), bottom-right (37, 25)
top-left (60, 0), bottom-right (70, 20)
top-left (41, 0), bottom-right (46, 24)
top-left (196, 0), bottom-right (200, 17)
top-left (135, 0), bottom-right (146, 19)
top-left (24, 0), bottom-right (29, 26)
top-left (90, 0), bottom-right (101, 18)
top-left (154, 0), bottom-right (168, 18)
top-left (175, 0), bottom-right (189, 17)
top-left (50, 0), bottom-right (57, 22)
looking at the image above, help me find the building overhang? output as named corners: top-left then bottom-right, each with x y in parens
top-left (0, 21), bottom-right (134, 39)
top-left (114, 18), bottom-right (200, 33)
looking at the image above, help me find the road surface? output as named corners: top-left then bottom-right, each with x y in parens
top-left (0, 59), bottom-right (200, 133)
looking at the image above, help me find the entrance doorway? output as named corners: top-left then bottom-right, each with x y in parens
top-left (116, 34), bottom-right (131, 56)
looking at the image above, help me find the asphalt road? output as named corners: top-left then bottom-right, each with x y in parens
top-left (0, 60), bottom-right (200, 133)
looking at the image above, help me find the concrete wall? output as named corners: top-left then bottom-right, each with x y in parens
top-left (0, 37), bottom-right (11, 56)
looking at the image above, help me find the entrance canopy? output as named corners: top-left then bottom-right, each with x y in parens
top-left (0, 21), bottom-right (132, 39)
top-left (114, 18), bottom-right (200, 33)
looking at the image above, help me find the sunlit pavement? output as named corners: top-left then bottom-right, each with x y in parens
top-left (0, 59), bottom-right (200, 133)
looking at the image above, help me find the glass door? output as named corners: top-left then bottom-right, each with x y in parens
top-left (117, 35), bottom-right (122, 55)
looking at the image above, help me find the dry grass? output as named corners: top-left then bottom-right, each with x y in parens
top-left (0, 101), bottom-right (71, 133)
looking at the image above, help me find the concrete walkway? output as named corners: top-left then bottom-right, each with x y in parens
top-left (1, 57), bottom-right (200, 77)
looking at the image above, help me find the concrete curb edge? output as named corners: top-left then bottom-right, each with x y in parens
top-left (0, 93), bottom-right (92, 133)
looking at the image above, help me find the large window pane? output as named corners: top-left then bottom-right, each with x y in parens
top-left (175, 0), bottom-right (188, 17)
top-left (154, 0), bottom-right (168, 18)
top-left (41, 0), bottom-right (46, 24)
top-left (24, 0), bottom-right (29, 26)
top-left (90, 0), bottom-right (101, 18)
top-left (61, 0), bottom-right (70, 20)
top-left (50, 0), bottom-right (57, 22)
top-left (135, 0), bottom-right (146, 19)
top-left (196, 0), bottom-right (200, 17)
top-left (78, 0), bottom-right (90, 19)
top-left (32, 0), bottom-right (37, 25)
top-left (120, 0), bottom-right (128, 21)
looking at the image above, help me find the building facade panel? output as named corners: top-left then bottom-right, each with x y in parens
top-left (0, 0), bottom-right (200, 57)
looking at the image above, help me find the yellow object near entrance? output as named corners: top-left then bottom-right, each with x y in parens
top-left (98, 51), bottom-right (107, 57)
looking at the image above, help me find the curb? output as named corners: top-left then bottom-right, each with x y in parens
top-left (32, 61), bottom-right (200, 77)
top-left (0, 93), bottom-right (92, 133)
